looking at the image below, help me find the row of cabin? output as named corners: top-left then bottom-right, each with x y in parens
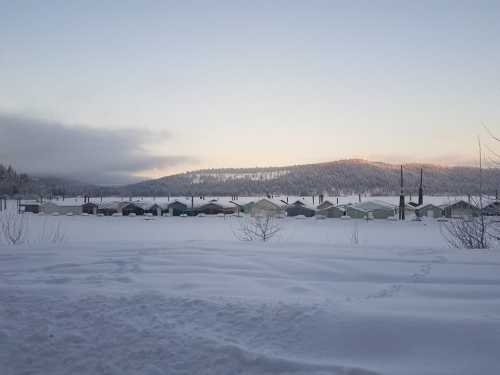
top-left (19, 197), bottom-right (495, 219)
top-left (247, 198), bottom-right (491, 220)
top-left (20, 199), bottom-right (238, 217)
top-left (245, 199), bottom-right (397, 219)
top-left (415, 201), bottom-right (482, 219)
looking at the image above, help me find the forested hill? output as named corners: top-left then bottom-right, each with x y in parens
top-left (0, 163), bottom-right (97, 197)
top-left (121, 159), bottom-right (500, 197)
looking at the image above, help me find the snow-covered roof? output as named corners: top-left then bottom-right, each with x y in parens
top-left (416, 203), bottom-right (441, 210)
top-left (161, 199), bottom-right (189, 209)
top-left (133, 202), bottom-right (161, 210)
top-left (41, 201), bottom-right (82, 209)
top-left (41, 199), bottom-right (84, 207)
top-left (439, 200), bottom-right (479, 209)
top-left (353, 200), bottom-right (395, 211)
top-left (341, 204), bottom-right (368, 213)
top-left (317, 200), bottom-right (334, 209)
top-left (484, 201), bottom-right (500, 208)
top-left (20, 200), bottom-right (40, 206)
top-left (288, 199), bottom-right (316, 210)
top-left (317, 205), bottom-right (345, 213)
top-left (253, 198), bottom-right (286, 209)
top-left (98, 201), bottom-right (123, 210)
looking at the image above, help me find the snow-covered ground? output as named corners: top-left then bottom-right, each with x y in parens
top-left (1, 213), bottom-right (500, 375)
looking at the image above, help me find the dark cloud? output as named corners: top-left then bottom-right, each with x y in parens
top-left (0, 113), bottom-right (194, 185)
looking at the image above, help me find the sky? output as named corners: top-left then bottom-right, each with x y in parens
top-left (1, 1), bottom-right (500, 184)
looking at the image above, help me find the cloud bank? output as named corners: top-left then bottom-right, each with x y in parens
top-left (0, 113), bottom-right (194, 185)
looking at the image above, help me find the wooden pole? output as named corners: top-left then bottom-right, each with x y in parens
top-left (418, 168), bottom-right (424, 206)
top-left (399, 165), bottom-right (405, 220)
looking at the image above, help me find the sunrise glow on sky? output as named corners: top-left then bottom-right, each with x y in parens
top-left (1, 1), bottom-right (500, 183)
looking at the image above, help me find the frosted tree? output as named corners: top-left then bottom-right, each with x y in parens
top-left (233, 215), bottom-right (281, 242)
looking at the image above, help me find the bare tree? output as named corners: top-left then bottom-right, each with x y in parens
top-left (441, 216), bottom-right (490, 249)
top-left (0, 211), bottom-right (28, 245)
top-left (233, 215), bottom-right (281, 242)
top-left (442, 137), bottom-right (489, 249)
top-left (482, 125), bottom-right (500, 244)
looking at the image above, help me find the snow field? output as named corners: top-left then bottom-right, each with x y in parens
top-left (1, 212), bottom-right (500, 374)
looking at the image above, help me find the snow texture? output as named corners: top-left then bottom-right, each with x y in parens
top-left (1, 212), bottom-right (500, 375)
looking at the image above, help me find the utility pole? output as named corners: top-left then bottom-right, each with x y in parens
top-left (418, 168), bottom-right (423, 206)
top-left (399, 165), bottom-right (405, 220)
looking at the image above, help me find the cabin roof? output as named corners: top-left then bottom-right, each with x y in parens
top-left (317, 200), bottom-right (334, 209)
top-left (483, 200), bottom-right (500, 208)
top-left (253, 198), bottom-right (285, 209)
top-left (341, 204), bottom-right (368, 213)
top-left (439, 200), bottom-right (478, 209)
top-left (353, 200), bottom-right (395, 211)
top-left (317, 205), bottom-right (345, 214)
top-left (41, 201), bottom-right (82, 209)
top-left (417, 203), bottom-right (442, 210)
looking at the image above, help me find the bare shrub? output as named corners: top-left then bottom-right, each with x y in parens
top-left (233, 215), bottom-right (281, 242)
top-left (0, 211), bottom-right (28, 245)
top-left (441, 137), bottom-right (491, 249)
top-left (441, 216), bottom-right (490, 249)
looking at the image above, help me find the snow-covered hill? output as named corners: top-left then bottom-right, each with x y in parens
top-left (123, 159), bottom-right (500, 197)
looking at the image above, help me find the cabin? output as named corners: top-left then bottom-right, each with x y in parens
top-left (343, 205), bottom-right (368, 219)
top-left (196, 201), bottom-right (235, 215)
top-left (482, 201), bottom-right (500, 216)
top-left (415, 204), bottom-right (443, 218)
top-left (19, 201), bottom-right (41, 214)
top-left (122, 202), bottom-right (145, 216)
top-left (41, 202), bottom-right (82, 215)
top-left (249, 199), bottom-right (284, 217)
top-left (97, 202), bottom-right (122, 216)
top-left (441, 200), bottom-right (480, 218)
top-left (286, 200), bottom-right (315, 217)
top-left (82, 202), bottom-right (98, 215)
top-left (228, 201), bottom-right (246, 216)
top-left (396, 204), bottom-right (417, 220)
top-left (163, 200), bottom-right (188, 216)
top-left (142, 203), bottom-right (162, 216)
top-left (354, 201), bottom-right (395, 219)
top-left (317, 205), bottom-right (345, 218)
top-left (317, 200), bottom-right (334, 210)
top-left (240, 201), bottom-right (256, 214)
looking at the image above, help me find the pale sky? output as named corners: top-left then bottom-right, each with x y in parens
top-left (1, 1), bottom-right (499, 183)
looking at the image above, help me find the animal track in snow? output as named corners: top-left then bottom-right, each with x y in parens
top-left (365, 254), bottom-right (447, 300)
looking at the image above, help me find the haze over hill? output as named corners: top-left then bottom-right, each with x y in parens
top-left (0, 163), bottom-right (100, 197)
